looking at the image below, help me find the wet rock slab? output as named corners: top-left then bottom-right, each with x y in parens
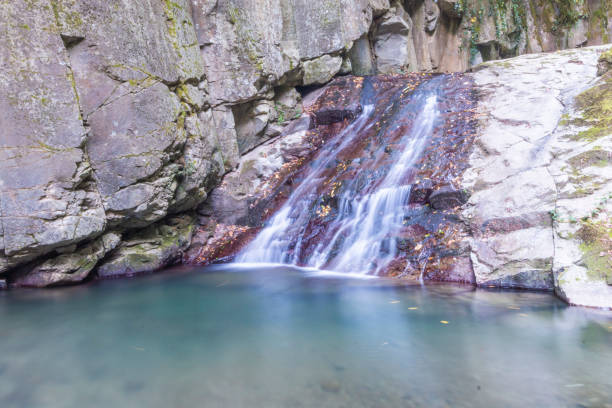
top-left (466, 46), bottom-right (612, 307)
top-left (309, 76), bottom-right (365, 125)
top-left (195, 72), bottom-right (479, 284)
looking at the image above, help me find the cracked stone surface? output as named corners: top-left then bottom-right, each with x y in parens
top-left (96, 214), bottom-right (195, 279)
top-left (193, 0), bottom-right (386, 105)
top-left (0, 1), bottom-right (105, 270)
top-left (0, 0), bottom-right (233, 285)
top-left (465, 46), bottom-right (612, 308)
top-left (13, 232), bottom-right (121, 288)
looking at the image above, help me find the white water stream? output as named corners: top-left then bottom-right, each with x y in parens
top-left (238, 83), bottom-right (440, 275)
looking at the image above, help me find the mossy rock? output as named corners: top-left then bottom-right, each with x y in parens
top-left (96, 215), bottom-right (195, 278)
top-left (597, 47), bottom-right (612, 76)
top-left (568, 149), bottom-right (611, 169)
top-left (576, 220), bottom-right (612, 282)
top-left (571, 72), bottom-right (612, 142)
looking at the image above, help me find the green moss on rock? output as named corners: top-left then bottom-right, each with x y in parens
top-left (572, 71), bottom-right (612, 141)
top-left (568, 149), bottom-right (611, 169)
top-left (597, 47), bottom-right (612, 75)
top-left (576, 219), bottom-right (612, 282)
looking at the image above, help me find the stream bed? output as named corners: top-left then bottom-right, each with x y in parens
top-left (1, 265), bottom-right (611, 408)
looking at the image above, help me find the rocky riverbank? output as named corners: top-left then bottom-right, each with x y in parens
top-left (0, 1), bottom-right (610, 307)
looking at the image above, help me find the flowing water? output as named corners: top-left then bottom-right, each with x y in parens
top-left (1, 265), bottom-right (611, 408)
top-left (238, 76), bottom-right (464, 276)
top-left (238, 77), bottom-right (441, 271)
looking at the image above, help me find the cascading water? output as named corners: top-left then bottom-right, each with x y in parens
top-left (237, 76), bottom-right (445, 275)
top-left (310, 94), bottom-right (437, 275)
top-left (236, 103), bottom-right (376, 264)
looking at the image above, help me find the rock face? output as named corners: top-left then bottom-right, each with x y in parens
top-left (0, 2), bottom-right (105, 273)
top-left (346, 0), bottom-right (612, 73)
top-left (0, 0), bottom-right (231, 286)
top-left (193, 0), bottom-right (385, 104)
top-left (465, 46), bottom-right (612, 308)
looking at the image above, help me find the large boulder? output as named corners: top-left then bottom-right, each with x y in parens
top-left (466, 46), bottom-right (612, 307)
top-left (0, 0), bottom-right (235, 285)
top-left (598, 47), bottom-right (612, 76)
top-left (303, 55), bottom-right (344, 86)
top-left (372, 3), bottom-right (419, 74)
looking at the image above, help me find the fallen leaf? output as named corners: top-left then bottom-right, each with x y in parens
top-left (440, 320), bottom-right (449, 324)
top-left (408, 307), bottom-right (418, 310)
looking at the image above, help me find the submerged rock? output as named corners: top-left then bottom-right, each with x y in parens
top-left (320, 380), bottom-right (341, 393)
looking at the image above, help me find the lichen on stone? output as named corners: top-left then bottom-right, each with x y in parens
top-left (570, 71), bottom-right (612, 141)
top-left (576, 217), bottom-right (612, 283)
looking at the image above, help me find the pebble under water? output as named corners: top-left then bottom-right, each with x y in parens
top-left (0, 265), bottom-right (611, 408)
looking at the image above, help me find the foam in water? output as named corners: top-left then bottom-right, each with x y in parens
top-left (238, 80), bottom-right (440, 275)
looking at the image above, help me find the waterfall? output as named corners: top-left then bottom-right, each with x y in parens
top-left (237, 77), bottom-right (442, 275)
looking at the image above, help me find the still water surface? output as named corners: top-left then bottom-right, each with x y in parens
top-left (1, 264), bottom-right (611, 408)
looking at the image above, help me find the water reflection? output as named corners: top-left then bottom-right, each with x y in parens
top-left (0, 265), bottom-right (610, 408)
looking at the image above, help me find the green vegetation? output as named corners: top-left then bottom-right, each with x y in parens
top-left (577, 216), bottom-right (612, 281)
top-left (574, 193), bottom-right (611, 281)
top-left (568, 149), bottom-right (611, 169)
top-left (457, 0), bottom-right (601, 62)
top-left (571, 70), bottom-right (612, 141)
top-left (554, 192), bottom-right (611, 283)
top-left (599, 47), bottom-right (612, 68)
top-left (459, 0), bottom-right (527, 61)
top-left (274, 103), bottom-right (301, 125)
top-left (275, 103), bottom-right (286, 124)
top-left (549, 0), bottom-right (586, 32)
top-left (590, 1), bottom-right (609, 42)
top-left (549, 209), bottom-right (560, 222)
